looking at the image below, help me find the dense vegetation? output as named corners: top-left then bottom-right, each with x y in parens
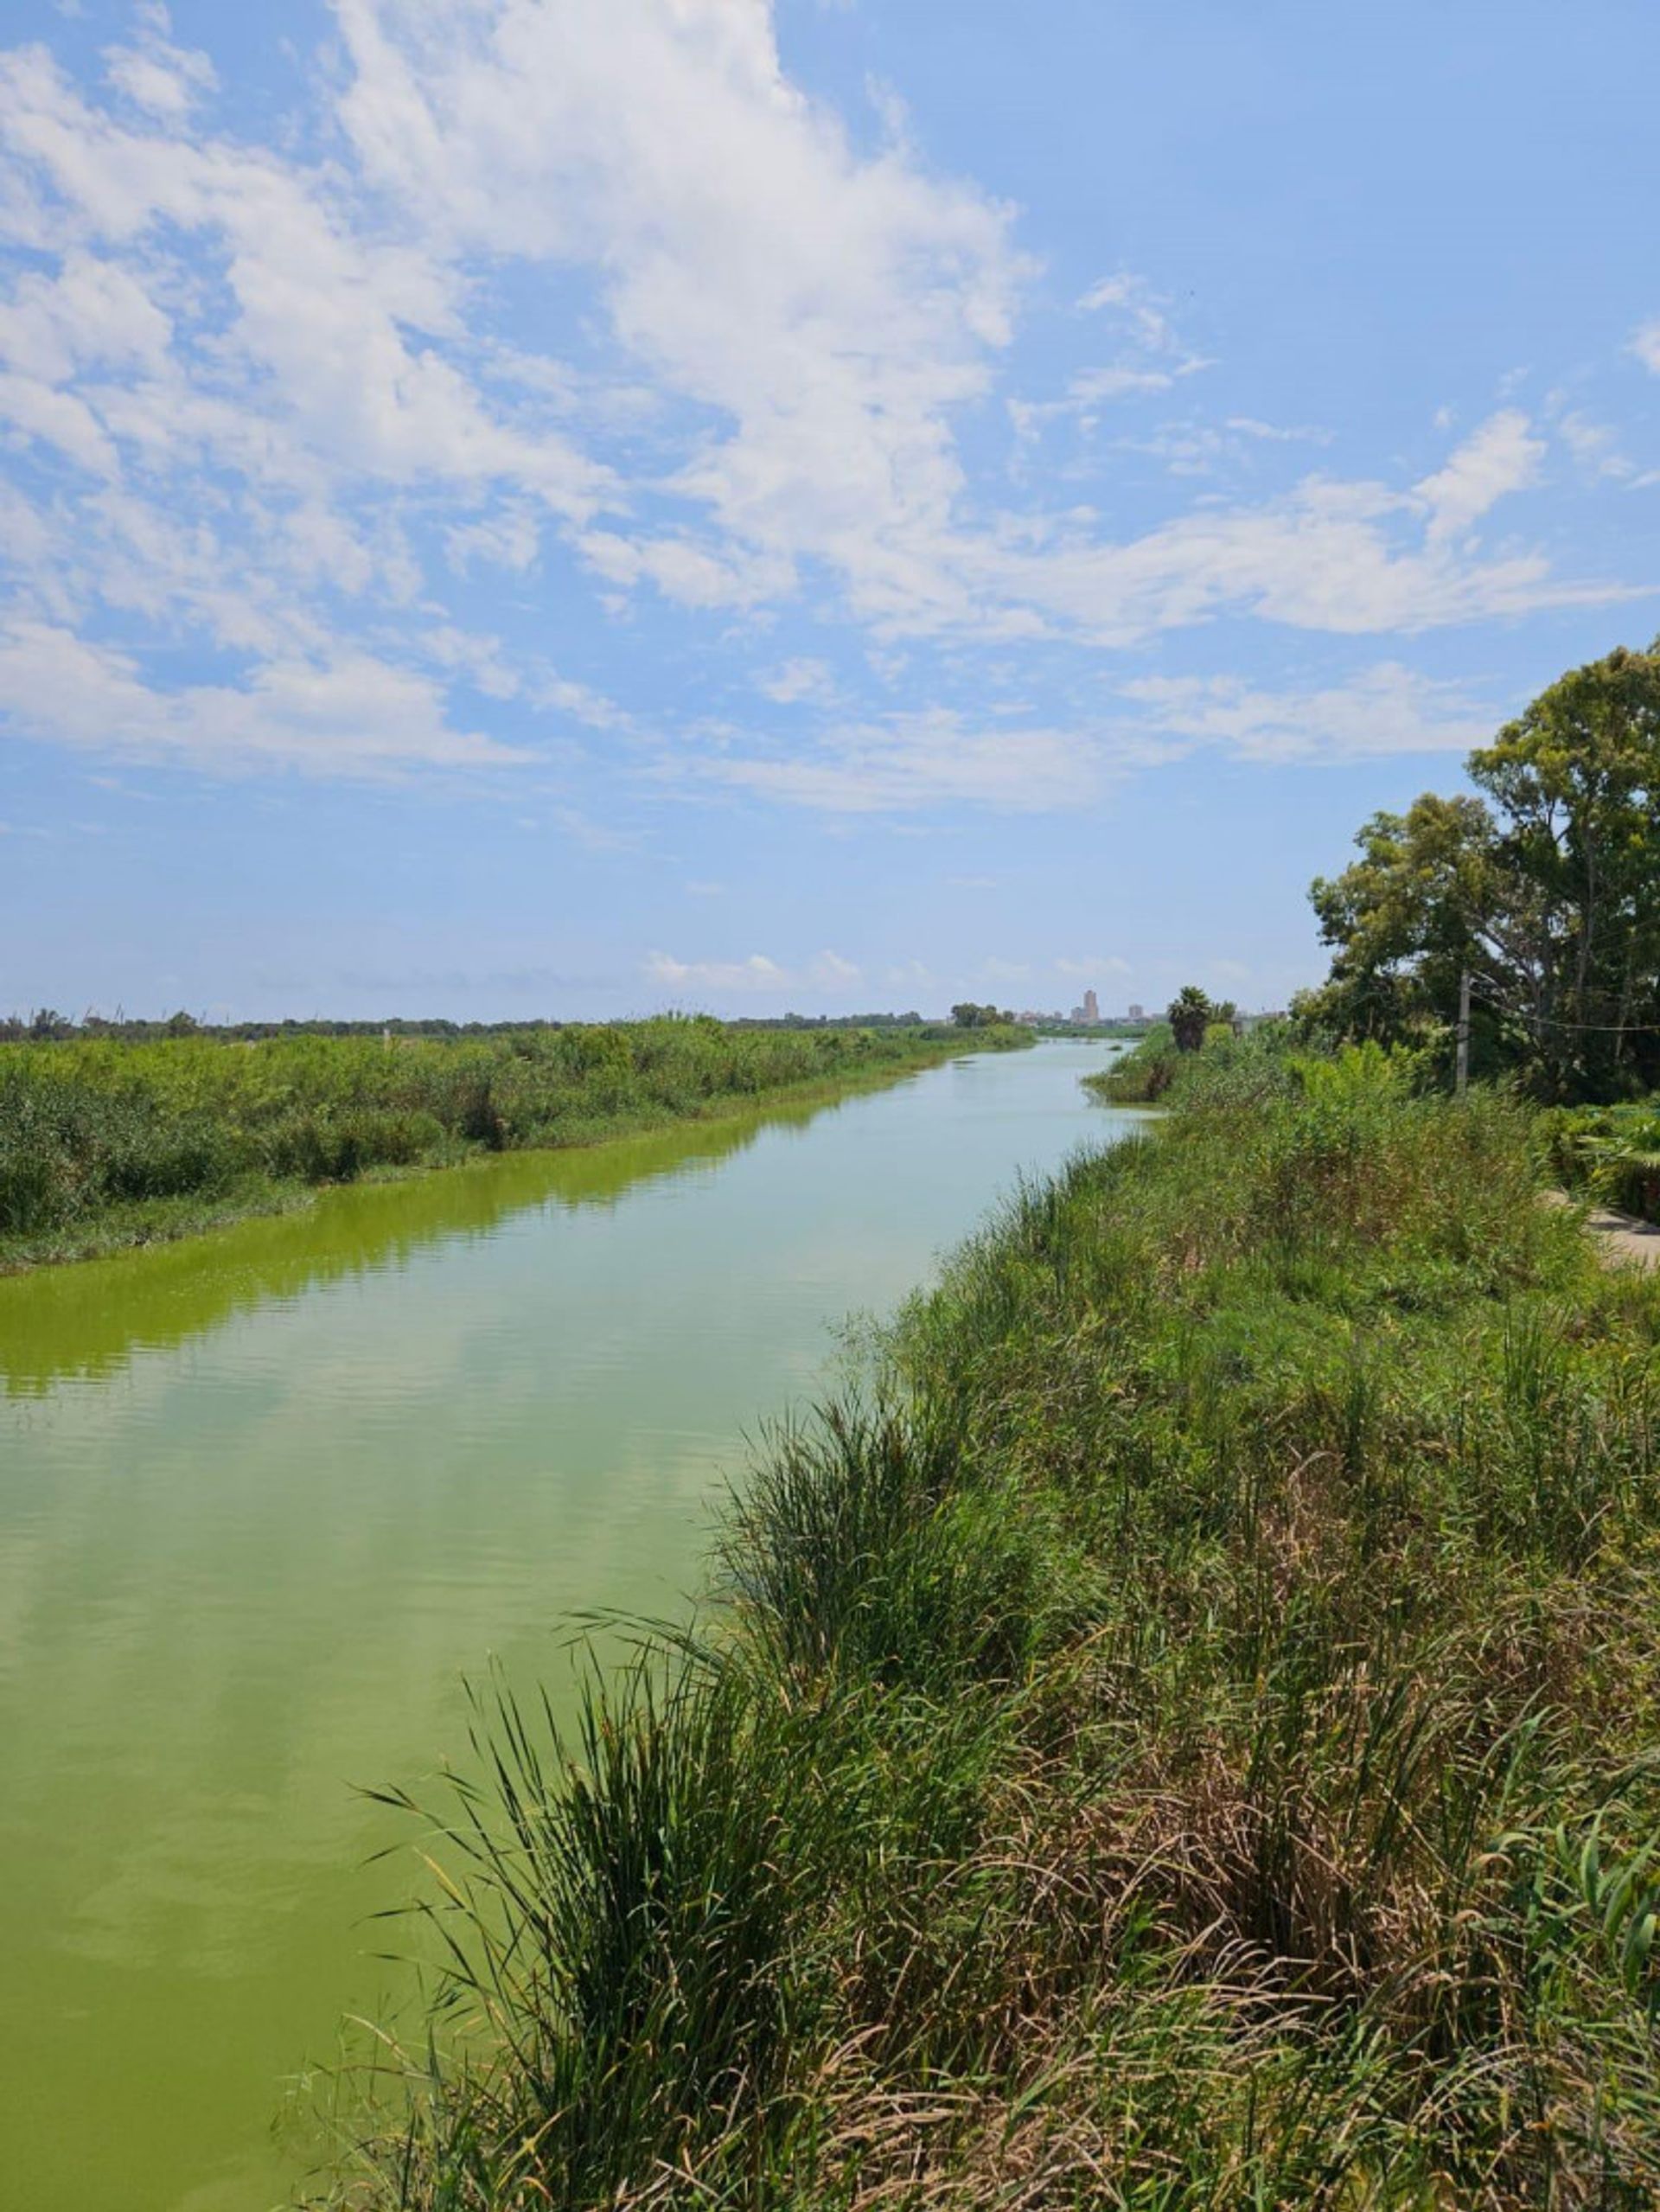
top-left (320, 1040), bottom-right (1660, 2209)
top-left (1544, 1101), bottom-right (1660, 1224)
top-left (0, 1019), bottom-right (1025, 1269)
top-left (1300, 640), bottom-right (1660, 1101)
top-left (1088, 988), bottom-right (1245, 1103)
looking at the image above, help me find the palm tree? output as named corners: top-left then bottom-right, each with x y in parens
top-left (1168, 985), bottom-right (1213, 1053)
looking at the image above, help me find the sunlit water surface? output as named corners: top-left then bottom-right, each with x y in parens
top-left (0, 1040), bottom-right (1135, 2212)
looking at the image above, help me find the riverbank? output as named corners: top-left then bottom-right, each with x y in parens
top-left (324, 1039), bottom-right (1660, 2209)
top-left (0, 1020), bottom-right (1028, 1272)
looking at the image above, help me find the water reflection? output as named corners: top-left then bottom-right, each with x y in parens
top-left (0, 1089), bottom-right (837, 1397)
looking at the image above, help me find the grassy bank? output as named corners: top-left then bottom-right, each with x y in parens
top-left (322, 1041), bottom-right (1660, 2209)
top-left (0, 1020), bottom-right (1027, 1271)
top-left (1085, 1018), bottom-right (1267, 1104)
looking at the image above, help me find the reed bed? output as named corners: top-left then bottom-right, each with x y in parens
top-left (318, 1041), bottom-right (1660, 2209)
top-left (0, 1019), bottom-right (1016, 1268)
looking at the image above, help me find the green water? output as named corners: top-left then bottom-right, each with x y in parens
top-left (0, 1041), bottom-right (1133, 2212)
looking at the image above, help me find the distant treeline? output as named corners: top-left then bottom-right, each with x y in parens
top-left (2, 1008), bottom-right (933, 1045)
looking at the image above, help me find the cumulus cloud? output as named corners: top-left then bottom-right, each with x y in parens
top-left (0, 618), bottom-right (525, 774)
top-left (331, 0), bottom-right (1022, 615)
top-left (0, 2), bottom-right (1638, 805)
top-left (323, 6), bottom-right (1607, 644)
top-left (0, 30), bottom-right (610, 776)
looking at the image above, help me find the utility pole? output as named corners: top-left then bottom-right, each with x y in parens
top-left (1455, 969), bottom-right (1471, 1098)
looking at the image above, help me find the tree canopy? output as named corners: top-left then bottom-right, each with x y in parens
top-left (1299, 642), bottom-right (1660, 1100)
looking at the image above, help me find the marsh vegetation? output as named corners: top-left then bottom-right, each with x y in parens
top-left (320, 1038), bottom-right (1660, 2209)
top-left (0, 1019), bottom-right (1025, 1269)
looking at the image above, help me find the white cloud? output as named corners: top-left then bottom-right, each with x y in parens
top-left (1121, 662), bottom-right (1498, 764)
top-left (0, 618), bottom-right (526, 774)
top-left (647, 951), bottom-right (789, 993)
top-left (0, 36), bottom-right (625, 776)
top-left (1011, 273), bottom-right (1211, 444)
top-left (1071, 366), bottom-right (1178, 402)
top-left (445, 507), bottom-right (541, 573)
top-left (1076, 272), bottom-right (1189, 357)
top-left (0, 46), bottom-right (610, 511)
top-left (986, 463), bottom-right (1615, 646)
top-left (1558, 410), bottom-right (1634, 483)
top-left (0, 4), bottom-right (1639, 809)
top-left (0, 366), bottom-right (118, 471)
top-left (758, 655), bottom-right (835, 704)
top-left (693, 706), bottom-right (1114, 813)
top-left (529, 669), bottom-right (627, 730)
top-left (103, 6), bottom-right (218, 125)
top-left (1226, 416), bottom-right (1332, 445)
top-left (332, 0), bottom-right (1023, 622)
top-left (1415, 408), bottom-right (1543, 545)
top-left (1631, 322), bottom-right (1660, 374)
top-left (0, 250), bottom-right (171, 381)
top-left (1055, 955), bottom-right (1130, 978)
top-left (644, 947), bottom-right (861, 995)
top-left (885, 959), bottom-right (933, 989)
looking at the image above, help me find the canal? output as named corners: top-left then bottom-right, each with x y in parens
top-left (0, 1039), bottom-right (1136, 2210)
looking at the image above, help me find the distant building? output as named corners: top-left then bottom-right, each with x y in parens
top-left (1069, 1005), bottom-right (1086, 1024)
top-left (1082, 988), bottom-right (1099, 1023)
top-left (1128, 1002), bottom-right (1145, 1020)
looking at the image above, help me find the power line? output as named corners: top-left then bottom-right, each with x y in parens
top-left (1465, 976), bottom-right (1660, 1037)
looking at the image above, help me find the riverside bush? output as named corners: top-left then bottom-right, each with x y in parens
top-left (319, 1045), bottom-right (1660, 2210)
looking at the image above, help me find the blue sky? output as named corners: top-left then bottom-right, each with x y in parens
top-left (3, 0), bottom-right (1659, 1021)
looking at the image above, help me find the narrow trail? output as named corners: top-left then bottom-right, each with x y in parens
top-left (1544, 1190), bottom-right (1660, 1269)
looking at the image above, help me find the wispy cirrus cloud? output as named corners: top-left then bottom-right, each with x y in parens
top-left (646, 947), bottom-right (861, 994)
top-left (1121, 662), bottom-right (1500, 764)
top-left (1055, 954), bottom-right (1131, 978)
top-left (687, 706), bottom-right (1129, 814)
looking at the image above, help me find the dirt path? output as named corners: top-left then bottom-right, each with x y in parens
top-left (1544, 1190), bottom-right (1660, 1269)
